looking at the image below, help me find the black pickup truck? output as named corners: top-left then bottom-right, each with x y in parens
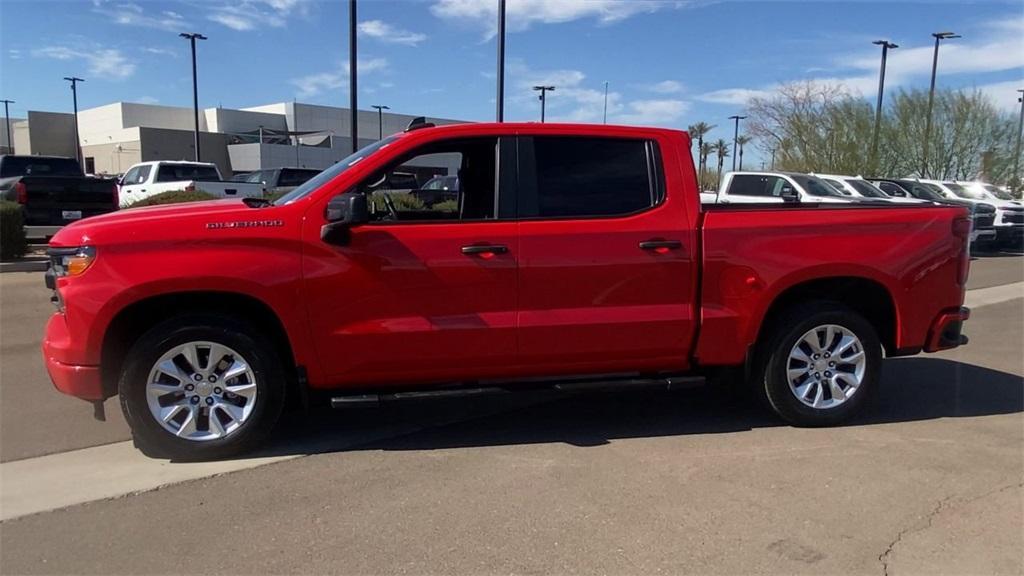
top-left (0, 155), bottom-right (118, 225)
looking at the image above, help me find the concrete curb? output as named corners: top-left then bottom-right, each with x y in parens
top-left (0, 259), bottom-right (48, 273)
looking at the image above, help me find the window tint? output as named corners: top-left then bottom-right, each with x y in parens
top-left (875, 181), bottom-right (903, 196)
top-left (524, 136), bottom-right (654, 218)
top-left (728, 174), bottom-right (788, 197)
top-left (279, 169), bottom-right (318, 187)
top-left (357, 137), bottom-right (497, 222)
top-left (791, 175), bottom-right (844, 197)
top-left (0, 156), bottom-right (82, 178)
top-left (823, 178), bottom-right (850, 194)
top-left (848, 179), bottom-right (887, 198)
top-left (156, 164), bottom-right (221, 182)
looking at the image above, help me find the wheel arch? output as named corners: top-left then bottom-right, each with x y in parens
top-left (101, 291), bottom-right (298, 400)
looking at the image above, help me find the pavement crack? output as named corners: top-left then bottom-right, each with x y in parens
top-left (878, 481), bottom-right (1023, 576)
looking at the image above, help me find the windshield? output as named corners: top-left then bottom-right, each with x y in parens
top-left (982, 185), bottom-right (1014, 201)
top-left (943, 182), bottom-right (985, 200)
top-left (1, 156), bottom-right (83, 178)
top-left (273, 136), bottom-right (400, 205)
top-left (848, 179), bottom-right (888, 198)
top-left (791, 174), bottom-right (844, 197)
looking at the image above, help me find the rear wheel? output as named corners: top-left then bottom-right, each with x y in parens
top-left (119, 315), bottom-right (285, 460)
top-left (754, 302), bottom-right (882, 426)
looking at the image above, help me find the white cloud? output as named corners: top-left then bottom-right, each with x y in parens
top-left (32, 45), bottom-right (136, 80)
top-left (8, 49), bottom-right (22, 60)
top-left (646, 80), bottom-right (685, 94)
top-left (696, 88), bottom-right (770, 105)
top-left (207, 0), bottom-right (311, 31)
top-left (358, 20), bottom-right (427, 46)
top-left (431, 0), bottom-right (676, 39)
top-left (94, 1), bottom-right (188, 31)
top-left (974, 79), bottom-right (1024, 114)
top-left (289, 57), bottom-right (389, 99)
top-left (616, 99), bottom-right (690, 124)
top-left (142, 47), bottom-right (177, 57)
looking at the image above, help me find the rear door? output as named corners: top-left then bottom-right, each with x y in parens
top-left (515, 135), bottom-right (698, 376)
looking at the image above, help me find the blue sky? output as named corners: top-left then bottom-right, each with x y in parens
top-left (1, 0), bottom-right (1022, 155)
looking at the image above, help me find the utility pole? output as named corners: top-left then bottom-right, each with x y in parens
top-left (179, 33), bottom-right (206, 162)
top-left (371, 104), bottom-right (389, 140)
top-left (922, 31), bottom-right (959, 177)
top-left (603, 81), bottom-right (609, 124)
top-left (533, 86), bottom-right (555, 122)
top-left (63, 77), bottom-right (84, 166)
top-left (1014, 89), bottom-right (1024, 189)
top-left (871, 40), bottom-right (898, 173)
top-left (0, 99), bottom-right (13, 154)
top-left (349, 0), bottom-right (358, 153)
top-left (728, 115), bottom-right (746, 172)
top-left (496, 0), bottom-right (506, 122)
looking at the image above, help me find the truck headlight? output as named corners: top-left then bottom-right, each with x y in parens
top-left (49, 246), bottom-right (97, 278)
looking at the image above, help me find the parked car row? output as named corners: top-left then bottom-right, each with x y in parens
top-left (701, 170), bottom-right (1021, 251)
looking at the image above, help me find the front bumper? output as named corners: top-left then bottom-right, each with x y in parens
top-left (994, 225), bottom-right (1024, 243)
top-left (41, 313), bottom-right (104, 400)
top-left (924, 306), bottom-right (970, 353)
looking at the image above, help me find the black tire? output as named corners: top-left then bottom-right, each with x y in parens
top-left (753, 302), bottom-right (882, 426)
top-left (119, 314), bottom-right (286, 460)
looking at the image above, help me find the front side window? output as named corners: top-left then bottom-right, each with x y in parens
top-left (357, 137), bottom-right (497, 222)
top-left (136, 165), bottom-right (152, 184)
top-left (121, 166), bottom-right (140, 185)
top-left (521, 136), bottom-right (655, 218)
top-left (729, 174), bottom-right (788, 197)
top-left (791, 175), bottom-right (844, 197)
top-left (848, 179), bottom-right (887, 198)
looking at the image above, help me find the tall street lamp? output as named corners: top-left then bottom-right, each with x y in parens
top-left (533, 86), bottom-right (555, 122)
top-left (1014, 89), bottom-right (1024, 189)
top-left (871, 40), bottom-right (898, 172)
top-left (729, 115), bottom-right (746, 172)
top-left (371, 104), bottom-right (389, 140)
top-left (63, 77), bottom-right (84, 166)
top-left (0, 99), bottom-right (13, 154)
top-left (921, 31), bottom-right (960, 177)
top-left (179, 32), bottom-right (206, 162)
top-left (348, 0), bottom-right (358, 153)
top-left (496, 0), bottom-right (506, 122)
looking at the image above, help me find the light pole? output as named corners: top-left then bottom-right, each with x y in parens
top-left (728, 115), bottom-right (746, 171)
top-left (1014, 89), bottom-right (1023, 189)
top-left (922, 31), bottom-right (960, 177)
top-left (349, 0), bottom-right (358, 153)
top-left (179, 33), bottom-right (206, 162)
top-left (533, 86), bottom-right (555, 122)
top-left (496, 0), bottom-right (506, 122)
top-left (63, 77), bottom-right (84, 166)
top-left (0, 99), bottom-right (13, 154)
top-left (603, 81), bottom-right (609, 124)
top-left (871, 40), bottom-right (898, 172)
top-left (371, 104), bottom-right (389, 140)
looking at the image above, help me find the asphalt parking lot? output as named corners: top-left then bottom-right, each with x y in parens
top-left (1, 255), bottom-right (1021, 574)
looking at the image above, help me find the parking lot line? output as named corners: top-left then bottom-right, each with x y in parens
top-left (964, 281), bottom-right (1023, 309)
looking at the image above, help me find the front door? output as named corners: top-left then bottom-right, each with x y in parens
top-left (303, 136), bottom-right (519, 387)
top-left (515, 135), bottom-right (698, 377)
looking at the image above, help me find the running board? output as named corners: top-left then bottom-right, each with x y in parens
top-left (329, 375), bottom-right (705, 409)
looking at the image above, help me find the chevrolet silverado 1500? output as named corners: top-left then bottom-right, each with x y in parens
top-left (43, 122), bottom-right (972, 459)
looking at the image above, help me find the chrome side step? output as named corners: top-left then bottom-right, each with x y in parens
top-left (329, 375), bottom-right (704, 409)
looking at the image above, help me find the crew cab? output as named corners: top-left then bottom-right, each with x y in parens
top-left (118, 161), bottom-right (263, 207)
top-left (42, 123), bottom-right (973, 460)
top-left (0, 155), bottom-right (118, 225)
top-left (702, 171), bottom-right (853, 204)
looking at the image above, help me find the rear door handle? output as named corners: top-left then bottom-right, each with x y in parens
top-left (639, 239), bottom-right (683, 251)
top-left (461, 244), bottom-right (508, 255)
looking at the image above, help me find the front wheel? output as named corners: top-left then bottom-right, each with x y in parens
top-left (119, 315), bottom-right (286, 460)
top-left (755, 303), bottom-right (882, 426)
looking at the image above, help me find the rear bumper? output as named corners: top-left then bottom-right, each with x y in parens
top-left (924, 306), bottom-right (970, 353)
top-left (41, 313), bottom-right (104, 400)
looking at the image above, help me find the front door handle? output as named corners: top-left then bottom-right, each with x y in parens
top-left (461, 244), bottom-right (508, 256)
top-left (639, 239), bottom-right (683, 251)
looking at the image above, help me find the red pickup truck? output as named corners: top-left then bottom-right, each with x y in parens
top-left (42, 122), bottom-right (972, 459)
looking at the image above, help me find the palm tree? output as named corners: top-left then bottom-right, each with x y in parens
top-left (714, 139), bottom-right (730, 186)
top-left (687, 122), bottom-right (715, 175)
top-left (699, 142), bottom-right (714, 190)
top-left (736, 135), bottom-right (752, 171)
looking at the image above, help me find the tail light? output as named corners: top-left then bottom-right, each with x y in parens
top-left (952, 215), bottom-right (971, 286)
top-left (14, 181), bottom-right (27, 204)
top-left (952, 216), bottom-right (972, 240)
top-left (112, 182), bottom-right (119, 209)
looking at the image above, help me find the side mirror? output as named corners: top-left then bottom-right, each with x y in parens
top-left (321, 192), bottom-right (369, 245)
top-left (780, 186), bottom-right (800, 202)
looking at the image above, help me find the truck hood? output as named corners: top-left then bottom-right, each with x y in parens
top-left (50, 199), bottom-right (270, 247)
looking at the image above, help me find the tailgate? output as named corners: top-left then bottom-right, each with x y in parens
top-left (20, 177), bottom-right (117, 225)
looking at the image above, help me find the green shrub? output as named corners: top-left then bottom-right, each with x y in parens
top-left (0, 201), bottom-right (27, 261)
top-left (432, 199), bottom-right (459, 212)
top-left (128, 190), bottom-right (217, 207)
top-left (264, 190), bottom-right (288, 203)
top-left (371, 192), bottom-right (425, 212)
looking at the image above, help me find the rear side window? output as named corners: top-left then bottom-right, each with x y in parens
top-left (728, 174), bottom-right (787, 197)
top-left (0, 156), bottom-right (82, 177)
top-left (156, 164), bottom-right (221, 182)
top-left (520, 136), bottom-right (657, 218)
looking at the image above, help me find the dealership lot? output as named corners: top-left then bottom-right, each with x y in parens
top-left (1, 256), bottom-right (1022, 574)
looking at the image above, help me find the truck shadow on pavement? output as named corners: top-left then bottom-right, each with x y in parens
top-left (253, 357), bottom-right (1023, 459)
